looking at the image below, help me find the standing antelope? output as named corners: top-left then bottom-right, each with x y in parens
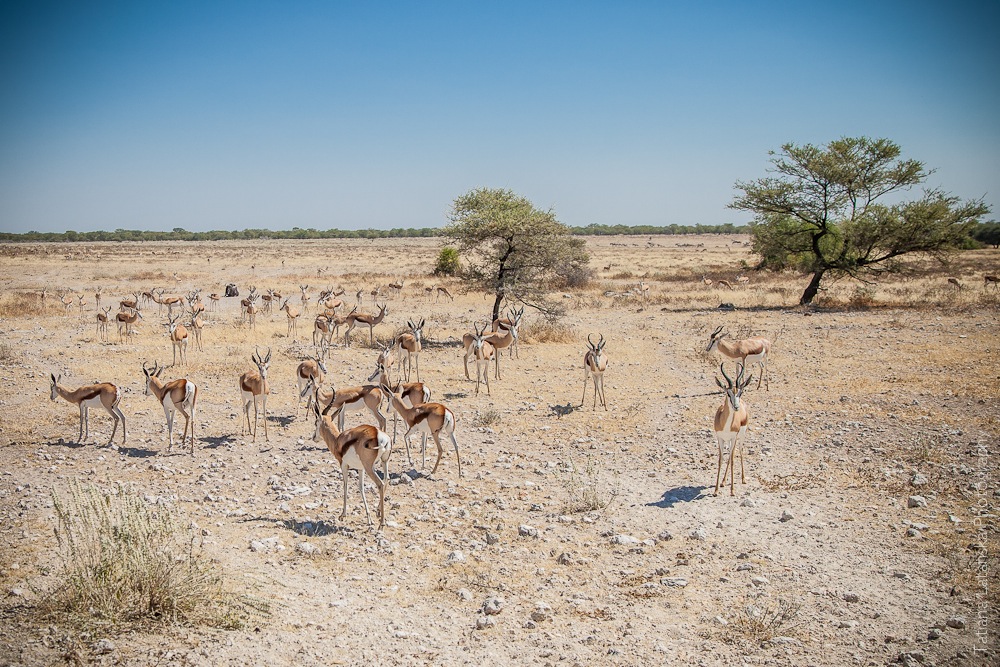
top-left (388, 279), bottom-right (403, 298)
top-left (281, 299), bottom-right (300, 338)
top-left (344, 303), bottom-right (387, 348)
top-left (702, 275), bottom-right (713, 288)
top-left (716, 279), bottom-right (734, 290)
top-left (582, 333), bottom-right (608, 411)
top-left (300, 379), bottom-right (387, 433)
top-left (116, 307), bottom-right (142, 344)
top-left (296, 356), bottom-right (327, 412)
top-left (381, 383), bottom-right (460, 477)
top-left (167, 314), bottom-right (188, 366)
top-left (706, 326), bottom-right (770, 390)
top-left (367, 359), bottom-right (430, 445)
top-left (435, 286), bottom-right (454, 302)
top-left (96, 306), bottom-right (112, 341)
top-left (713, 363), bottom-right (752, 496)
top-left (985, 275), bottom-right (1000, 290)
top-left (239, 348), bottom-right (271, 442)
top-left (120, 292), bottom-right (139, 311)
top-left (312, 388), bottom-right (392, 530)
top-left (49, 374), bottom-right (126, 445)
top-left (77, 294), bottom-right (86, 313)
top-left (60, 293), bottom-right (74, 313)
top-left (208, 293), bottom-right (221, 311)
top-left (142, 361), bottom-right (198, 454)
top-left (313, 314), bottom-right (333, 354)
top-left (355, 288), bottom-right (364, 307)
top-left (299, 285), bottom-right (310, 311)
top-left (735, 275), bottom-right (750, 286)
top-left (491, 306), bottom-right (524, 358)
top-left (395, 319), bottom-right (424, 382)
top-left (245, 294), bottom-right (259, 330)
top-left (188, 309), bottom-right (204, 352)
top-left (466, 322), bottom-right (495, 396)
top-left (94, 288), bottom-right (102, 310)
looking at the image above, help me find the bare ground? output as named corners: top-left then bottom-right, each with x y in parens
top-left (0, 236), bottom-right (997, 666)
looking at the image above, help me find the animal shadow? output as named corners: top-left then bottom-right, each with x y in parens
top-left (549, 403), bottom-right (577, 418)
top-left (268, 415), bottom-right (295, 429)
top-left (201, 435), bottom-right (236, 449)
top-left (116, 446), bottom-right (159, 458)
top-left (647, 485), bottom-right (710, 508)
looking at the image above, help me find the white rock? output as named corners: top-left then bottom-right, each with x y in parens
top-left (689, 526), bottom-right (707, 541)
top-left (907, 495), bottom-right (927, 508)
top-left (779, 510), bottom-right (794, 522)
top-left (446, 551), bottom-right (465, 565)
top-left (483, 597), bottom-right (504, 615)
top-left (91, 639), bottom-right (116, 654)
top-left (611, 534), bottom-right (640, 545)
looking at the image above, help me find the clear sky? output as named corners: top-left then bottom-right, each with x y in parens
top-left (1, 1), bottom-right (997, 233)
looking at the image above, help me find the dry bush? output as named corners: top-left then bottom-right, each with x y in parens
top-left (559, 457), bottom-right (619, 514)
top-left (41, 480), bottom-right (269, 630)
top-left (520, 317), bottom-right (576, 344)
top-left (475, 408), bottom-right (502, 428)
top-left (728, 594), bottom-right (802, 642)
top-left (0, 291), bottom-right (49, 317)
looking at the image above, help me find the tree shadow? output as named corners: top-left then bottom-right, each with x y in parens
top-left (646, 485), bottom-right (711, 508)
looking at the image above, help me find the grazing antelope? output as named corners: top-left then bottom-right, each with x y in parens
top-left (388, 279), bottom-right (403, 298)
top-left (435, 285), bottom-right (454, 303)
top-left (116, 307), bottom-right (143, 344)
top-left (299, 284), bottom-right (310, 311)
top-left (716, 279), bottom-right (734, 290)
top-left (188, 309), bottom-right (204, 352)
top-left (395, 319), bottom-right (424, 382)
top-left (466, 322), bottom-right (495, 395)
top-left (239, 348), bottom-right (271, 442)
top-left (296, 356), bottom-right (327, 412)
top-left (702, 275), bottom-right (713, 288)
top-left (312, 388), bottom-right (392, 530)
top-left (947, 277), bottom-right (963, 291)
top-left (491, 306), bottom-right (524, 358)
top-left (96, 306), bottom-right (112, 341)
top-left (713, 363), bottom-right (752, 496)
top-left (344, 303), bottom-right (387, 348)
top-left (142, 361), bottom-right (198, 454)
top-left (736, 275), bottom-right (750, 286)
top-left (581, 333), bottom-right (608, 411)
top-left (167, 314), bottom-right (188, 366)
top-left (706, 326), bottom-right (770, 390)
top-left (49, 374), bottom-right (126, 445)
top-left (381, 383), bottom-right (460, 477)
top-left (280, 299), bottom-right (300, 337)
top-left (983, 275), bottom-right (999, 290)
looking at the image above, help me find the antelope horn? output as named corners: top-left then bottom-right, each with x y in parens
top-left (587, 333), bottom-right (597, 350)
top-left (719, 362), bottom-right (734, 388)
top-left (320, 386), bottom-right (337, 416)
top-left (711, 325), bottom-right (724, 337)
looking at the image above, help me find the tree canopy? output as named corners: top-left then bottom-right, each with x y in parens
top-left (443, 187), bottom-right (590, 321)
top-left (731, 137), bottom-right (990, 305)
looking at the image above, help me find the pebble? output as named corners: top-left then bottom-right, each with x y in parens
top-left (751, 576), bottom-right (769, 587)
top-left (907, 495), bottom-right (927, 508)
top-left (779, 510), bottom-right (794, 522)
top-left (91, 639), bottom-right (116, 655)
top-left (662, 577), bottom-right (688, 588)
top-left (475, 616), bottom-right (495, 630)
top-left (530, 603), bottom-right (552, 622)
top-left (946, 616), bottom-right (966, 629)
top-left (457, 588), bottom-right (473, 601)
top-left (910, 473), bottom-right (928, 487)
top-left (740, 498), bottom-right (756, 507)
top-left (518, 525), bottom-right (538, 538)
top-left (296, 542), bottom-right (320, 555)
top-left (689, 526), bottom-right (707, 541)
top-left (611, 534), bottom-right (640, 545)
top-left (928, 628), bottom-right (942, 640)
top-left (483, 597), bottom-right (504, 616)
top-left (843, 592), bottom-right (860, 603)
top-left (656, 530), bottom-right (673, 542)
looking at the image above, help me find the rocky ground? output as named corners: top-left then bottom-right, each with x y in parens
top-left (0, 237), bottom-right (996, 666)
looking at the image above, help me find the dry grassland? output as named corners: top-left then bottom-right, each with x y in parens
top-left (0, 235), bottom-right (997, 666)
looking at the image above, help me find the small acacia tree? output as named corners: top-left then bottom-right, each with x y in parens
top-left (731, 137), bottom-right (989, 305)
top-left (444, 187), bottom-right (590, 321)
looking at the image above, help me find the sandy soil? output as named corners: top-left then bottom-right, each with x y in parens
top-left (0, 236), bottom-right (997, 666)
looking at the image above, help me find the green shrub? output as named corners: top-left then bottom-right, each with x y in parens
top-left (434, 247), bottom-right (461, 276)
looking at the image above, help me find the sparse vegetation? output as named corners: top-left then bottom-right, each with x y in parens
top-left (42, 481), bottom-right (269, 630)
top-left (729, 595), bottom-right (802, 642)
top-left (560, 457), bottom-right (619, 514)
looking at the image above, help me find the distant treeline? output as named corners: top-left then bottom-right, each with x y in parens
top-left (0, 223), bottom-right (750, 243)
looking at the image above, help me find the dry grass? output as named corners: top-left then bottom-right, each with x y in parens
top-left (40, 480), bottom-right (269, 631)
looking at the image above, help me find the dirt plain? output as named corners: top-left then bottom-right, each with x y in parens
top-left (0, 234), bottom-right (997, 666)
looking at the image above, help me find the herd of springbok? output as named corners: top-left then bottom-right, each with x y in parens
top-left (46, 279), bottom-right (778, 529)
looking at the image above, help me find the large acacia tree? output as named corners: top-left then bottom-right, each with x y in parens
top-left (731, 137), bottom-right (989, 305)
top-left (444, 187), bottom-right (590, 321)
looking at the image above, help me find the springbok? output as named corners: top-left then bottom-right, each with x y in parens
top-left (239, 348), bottom-right (271, 442)
top-left (344, 302), bottom-right (387, 348)
top-left (713, 363), bottom-right (752, 496)
top-left (706, 325), bottom-right (771, 390)
top-left (381, 383), bottom-right (461, 477)
top-left (49, 374), bottom-right (126, 446)
top-left (582, 333), bottom-right (608, 411)
top-left (395, 319), bottom-right (424, 382)
top-left (142, 361), bottom-right (198, 454)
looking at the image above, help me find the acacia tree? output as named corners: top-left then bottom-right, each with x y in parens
top-left (444, 187), bottom-right (590, 322)
top-left (731, 137), bottom-right (989, 305)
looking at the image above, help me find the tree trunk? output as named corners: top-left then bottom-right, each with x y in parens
top-left (799, 270), bottom-right (826, 305)
top-left (492, 292), bottom-right (503, 323)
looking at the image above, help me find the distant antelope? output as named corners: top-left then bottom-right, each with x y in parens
top-left (736, 275), bottom-right (750, 286)
top-left (984, 275), bottom-right (999, 290)
top-left (707, 326), bottom-right (771, 390)
top-left (77, 293), bottom-right (86, 313)
top-left (96, 306), bottom-right (112, 341)
top-left (713, 363), bottom-right (752, 496)
top-left (702, 275), bottom-right (713, 288)
top-left (239, 348), bottom-right (271, 442)
top-left (311, 389), bottom-right (392, 530)
top-left (60, 293), bottom-right (74, 313)
top-left (491, 306), bottom-right (524, 358)
top-left (299, 284), bottom-right (310, 311)
top-left (582, 333), bottom-right (608, 411)
top-left (356, 288), bottom-right (364, 307)
top-left (716, 279), bottom-right (734, 290)
top-left (947, 277), bottom-right (963, 291)
top-left (208, 293), bottom-right (221, 311)
top-left (388, 280), bottom-right (403, 298)
top-left (120, 292), bottom-right (140, 311)
top-left (167, 314), bottom-right (188, 366)
top-left (280, 298), bottom-right (300, 338)
top-left (142, 361), bottom-right (198, 454)
top-left (94, 288), bottom-right (102, 310)
top-left (49, 374), bottom-right (125, 446)
top-left (435, 286), bottom-right (454, 303)
top-left (466, 322), bottom-right (496, 396)
top-left (344, 303), bottom-right (387, 348)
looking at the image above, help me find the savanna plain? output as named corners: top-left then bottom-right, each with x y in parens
top-left (0, 235), bottom-right (997, 666)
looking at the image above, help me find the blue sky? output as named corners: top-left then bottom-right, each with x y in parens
top-left (1, 1), bottom-right (997, 233)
